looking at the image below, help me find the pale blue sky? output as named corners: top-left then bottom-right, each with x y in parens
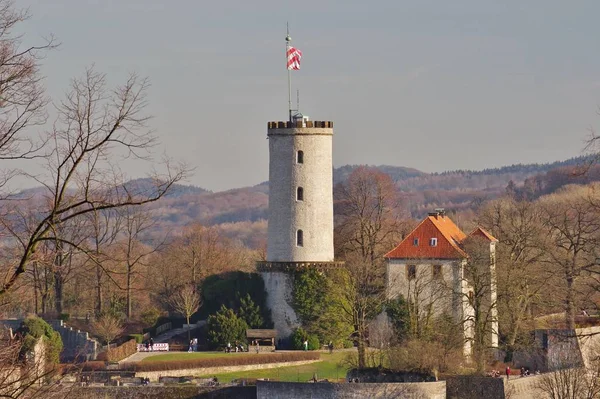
top-left (19, 0), bottom-right (600, 190)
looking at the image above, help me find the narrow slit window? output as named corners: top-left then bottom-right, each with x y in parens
top-left (432, 264), bottom-right (442, 280)
top-left (297, 150), bottom-right (304, 164)
top-left (297, 187), bottom-right (304, 201)
top-left (407, 265), bottom-right (416, 281)
top-left (297, 230), bottom-right (304, 247)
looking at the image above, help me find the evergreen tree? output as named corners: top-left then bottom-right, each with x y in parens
top-left (207, 305), bottom-right (248, 349)
top-left (238, 294), bottom-right (263, 328)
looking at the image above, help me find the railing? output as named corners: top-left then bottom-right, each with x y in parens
top-left (155, 322), bottom-right (172, 335)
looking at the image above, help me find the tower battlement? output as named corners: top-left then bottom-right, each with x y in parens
top-left (267, 121), bottom-right (334, 129)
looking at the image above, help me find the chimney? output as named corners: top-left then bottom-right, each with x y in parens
top-left (428, 208), bottom-right (446, 219)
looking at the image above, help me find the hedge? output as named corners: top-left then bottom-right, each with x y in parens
top-left (96, 339), bottom-right (137, 362)
top-left (122, 352), bottom-right (320, 372)
top-left (129, 334), bottom-right (144, 343)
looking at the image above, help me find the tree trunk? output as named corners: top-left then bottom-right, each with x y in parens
top-left (96, 264), bottom-right (103, 315)
top-left (187, 315), bottom-right (191, 342)
top-left (565, 274), bottom-right (575, 330)
top-left (126, 265), bottom-right (132, 319)
top-left (54, 271), bottom-right (63, 314)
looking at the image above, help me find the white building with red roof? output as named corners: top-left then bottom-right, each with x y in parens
top-left (385, 208), bottom-right (498, 355)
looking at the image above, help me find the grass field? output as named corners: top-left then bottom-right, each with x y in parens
top-left (196, 351), bottom-right (351, 383)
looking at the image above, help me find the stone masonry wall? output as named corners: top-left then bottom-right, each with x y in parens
top-left (266, 126), bottom-right (334, 263)
top-left (261, 272), bottom-right (299, 339)
top-left (48, 320), bottom-right (99, 361)
top-left (256, 381), bottom-right (445, 399)
top-left (68, 386), bottom-right (256, 399)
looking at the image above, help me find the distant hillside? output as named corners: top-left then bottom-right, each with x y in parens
top-left (9, 156), bottom-right (597, 249)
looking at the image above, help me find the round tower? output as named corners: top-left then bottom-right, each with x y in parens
top-left (267, 119), bottom-right (334, 262)
top-left (259, 118), bottom-right (342, 339)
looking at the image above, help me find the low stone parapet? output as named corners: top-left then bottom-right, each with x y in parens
top-left (256, 381), bottom-right (445, 399)
top-left (135, 359), bottom-right (320, 382)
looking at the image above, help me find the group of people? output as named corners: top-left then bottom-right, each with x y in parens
top-left (491, 366), bottom-right (541, 379)
top-left (143, 338), bottom-right (154, 351)
top-left (225, 341), bottom-right (246, 353)
top-left (188, 338), bottom-right (198, 352)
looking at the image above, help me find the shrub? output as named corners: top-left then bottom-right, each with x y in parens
top-left (124, 352), bottom-right (320, 372)
top-left (290, 327), bottom-right (307, 350)
top-left (58, 313), bottom-right (70, 322)
top-left (81, 361), bottom-right (107, 371)
top-left (308, 334), bottom-right (320, 351)
top-left (140, 308), bottom-right (162, 326)
top-left (207, 305), bottom-right (248, 349)
top-left (201, 271), bottom-right (272, 326)
top-left (97, 339), bottom-right (137, 362)
top-left (386, 296), bottom-right (409, 339)
top-left (18, 316), bottom-right (63, 364)
top-left (129, 334), bottom-right (144, 343)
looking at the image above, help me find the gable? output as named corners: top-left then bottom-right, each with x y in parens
top-left (385, 216), bottom-right (467, 260)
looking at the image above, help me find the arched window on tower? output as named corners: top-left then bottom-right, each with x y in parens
top-left (297, 187), bottom-right (304, 201)
top-left (297, 150), bottom-right (304, 164)
top-left (297, 230), bottom-right (304, 247)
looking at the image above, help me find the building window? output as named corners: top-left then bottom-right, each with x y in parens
top-left (297, 230), bottom-right (304, 247)
top-left (432, 264), bottom-right (442, 279)
top-left (413, 238), bottom-right (419, 246)
top-left (407, 265), bottom-right (416, 281)
top-left (430, 237), bottom-right (437, 247)
top-left (297, 187), bottom-right (304, 201)
top-left (297, 150), bottom-right (304, 164)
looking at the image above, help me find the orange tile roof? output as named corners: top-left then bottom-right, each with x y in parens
top-left (385, 215), bottom-right (468, 260)
top-left (469, 227), bottom-right (498, 242)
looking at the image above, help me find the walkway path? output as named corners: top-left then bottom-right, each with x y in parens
top-left (153, 321), bottom-right (206, 343)
top-left (119, 351), bottom-right (166, 364)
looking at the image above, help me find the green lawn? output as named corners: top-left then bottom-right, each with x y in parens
top-left (196, 351), bottom-right (351, 383)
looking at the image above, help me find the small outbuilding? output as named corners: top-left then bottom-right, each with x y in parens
top-left (247, 329), bottom-right (277, 352)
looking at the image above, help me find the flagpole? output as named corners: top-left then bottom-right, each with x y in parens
top-left (286, 24), bottom-right (292, 123)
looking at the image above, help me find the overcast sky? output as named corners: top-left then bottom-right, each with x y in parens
top-left (19, 0), bottom-right (600, 191)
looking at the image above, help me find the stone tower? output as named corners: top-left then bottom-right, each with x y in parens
top-left (258, 117), bottom-right (341, 338)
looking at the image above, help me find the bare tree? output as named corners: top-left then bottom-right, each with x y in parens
top-left (477, 197), bottom-right (548, 357)
top-left (333, 166), bottom-right (404, 369)
top-left (83, 208), bottom-right (121, 315)
top-left (538, 185), bottom-right (600, 329)
top-left (169, 284), bottom-right (201, 342)
top-left (92, 313), bottom-right (123, 349)
top-left (114, 206), bottom-right (160, 319)
top-left (535, 350), bottom-right (600, 399)
top-left (0, 67), bottom-right (187, 298)
top-left (460, 236), bottom-right (498, 373)
top-left (0, 0), bottom-right (56, 164)
top-left (0, 330), bottom-right (69, 399)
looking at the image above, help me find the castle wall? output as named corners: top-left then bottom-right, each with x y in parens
top-left (261, 272), bottom-right (299, 338)
top-left (0, 319), bottom-right (98, 362)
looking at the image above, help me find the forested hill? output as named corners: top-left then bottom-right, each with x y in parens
top-left (136, 155), bottom-right (597, 247)
top-left (11, 156), bottom-right (595, 248)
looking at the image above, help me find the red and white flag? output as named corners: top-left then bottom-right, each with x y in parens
top-left (287, 46), bottom-right (302, 70)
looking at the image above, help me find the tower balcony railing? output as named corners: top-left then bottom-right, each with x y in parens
top-left (256, 260), bottom-right (344, 273)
